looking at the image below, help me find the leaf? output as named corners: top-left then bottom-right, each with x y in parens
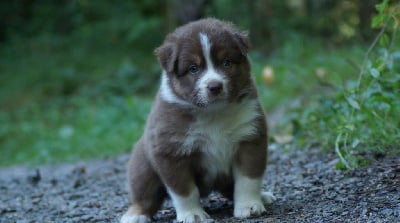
top-left (372, 15), bottom-right (385, 28)
top-left (370, 93), bottom-right (393, 104)
top-left (346, 97), bottom-right (360, 110)
top-left (369, 68), bottom-right (380, 78)
top-left (379, 33), bottom-right (390, 47)
top-left (365, 59), bottom-right (373, 69)
top-left (375, 0), bottom-right (389, 14)
top-left (344, 124), bottom-right (355, 131)
top-left (374, 58), bottom-right (386, 71)
top-left (351, 138), bottom-right (360, 148)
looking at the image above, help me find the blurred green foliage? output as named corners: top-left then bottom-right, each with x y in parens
top-left (282, 0), bottom-right (400, 169)
top-left (0, 0), bottom-right (398, 166)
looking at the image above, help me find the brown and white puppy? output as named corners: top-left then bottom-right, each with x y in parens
top-left (121, 18), bottom-right (275, 223)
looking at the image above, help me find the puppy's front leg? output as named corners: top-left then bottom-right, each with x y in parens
top-left (233, 141), bottom-right (276, 218)
top-left (233, 169), bottom-right (266, 218)
top-left (155, 156), bottom-right (209, 223)
top-left (168, 186), bottom-right (210, 223)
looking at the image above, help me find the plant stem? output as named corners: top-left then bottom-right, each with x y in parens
top-left (335, 132), bottom-right (351, 169)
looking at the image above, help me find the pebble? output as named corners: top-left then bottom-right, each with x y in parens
top-left (27, 169), bottom-right (41, 185)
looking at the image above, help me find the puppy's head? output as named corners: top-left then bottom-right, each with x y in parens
top-left (156, 18), bottom-right (254, 108)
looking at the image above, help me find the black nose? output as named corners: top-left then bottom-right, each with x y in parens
top-left (207, 81), bottom-right (223, 95)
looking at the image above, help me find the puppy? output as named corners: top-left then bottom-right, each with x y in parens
top-left (121, 18), bottom-right (275, 223)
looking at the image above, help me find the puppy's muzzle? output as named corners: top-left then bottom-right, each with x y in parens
top-left (207, 80), bottom-right (223, 96)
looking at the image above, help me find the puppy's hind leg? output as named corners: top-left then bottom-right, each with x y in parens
top-left (121, 143), bottom-right (166, 223)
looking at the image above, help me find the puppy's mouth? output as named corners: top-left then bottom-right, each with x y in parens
top-left (191, 91), bottom-right (228, 108)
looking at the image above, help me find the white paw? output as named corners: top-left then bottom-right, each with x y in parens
top-left (234, 199), bottom-right (266, 218)
top-left (261, 191), bottom-right (276, 204)
top-left (176, 209), bottom-right (211, 223)
top-left (120, 214), bottom-right (151, 223)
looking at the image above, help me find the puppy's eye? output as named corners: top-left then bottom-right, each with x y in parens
top-left (222, 59), bottom-right (232, 68)
top-left (188, 65), bottom-right (199, 74)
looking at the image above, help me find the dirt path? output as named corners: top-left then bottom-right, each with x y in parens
top-left (1, 147), bottom-right (399, 223)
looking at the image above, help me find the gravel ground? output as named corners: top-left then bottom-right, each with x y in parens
top-left (1, 147), bottom-right (399, 223)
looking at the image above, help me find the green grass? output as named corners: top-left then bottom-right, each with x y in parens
top-left (0, 33), bottom-right (157, 166)
top-left (0, 96), bottom-right (151, 165)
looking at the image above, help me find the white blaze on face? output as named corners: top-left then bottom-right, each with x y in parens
top-left (198, 33), bottom-right (227, 104)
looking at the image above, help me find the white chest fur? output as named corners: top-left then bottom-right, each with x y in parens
top-left (182, 100), bottom-right (261, 179)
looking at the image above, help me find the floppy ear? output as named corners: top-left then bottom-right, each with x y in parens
top-left (154, 42), bottom-right (178, 74)
top-left (234, 30), bottom-right (250, 56)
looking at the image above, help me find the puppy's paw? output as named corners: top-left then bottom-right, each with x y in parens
top-left (176, 209), bottom-right (211, 223)
top-left (120, 214), bottom-right (151, 223)
top-left (234, 199), bottom-right (266, 218)
top-left (261, 191), bottom-right (276, 204)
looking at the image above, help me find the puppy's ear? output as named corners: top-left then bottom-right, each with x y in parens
top-left (154, 42), bottom-right (178, 74)
top-left (234, 31), bottom-right (250, 56)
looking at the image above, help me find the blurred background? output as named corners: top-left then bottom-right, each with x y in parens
top-left (0, 0), bottom-right (399, 168)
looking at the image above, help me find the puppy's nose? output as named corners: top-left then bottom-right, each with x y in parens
top-left (207, 81), bottom-right (223, 95)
